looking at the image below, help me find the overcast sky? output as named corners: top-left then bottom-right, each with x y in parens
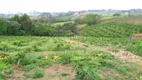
top-left (0, 0), bottom-right (142, 13)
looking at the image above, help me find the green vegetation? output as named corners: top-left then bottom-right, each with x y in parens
top-left (0, 75), bottom-right (6, 80)
top-left (71, 37), bottom-right (128, 47)
top-left (23, 68), bottom-right (44, 79)
top-left (129, 39), bottom-right (142, 56)
top-left (0, 36), bottom-right (141, 79)
top-left (0, 14), bottom-right (77, 36)
top-left (113, 13), bottom-right (121, 16)
top-left (75, 14), bottom-right (101, 25)
top-left (0, 14), bottom-right (142, 80)
top-left (61, 73), bottom-right (69, 76)
top-left (0, 36), bottom-right (72, 53)
top-left (111, 15), bottom-right (142, 24)
top-left (1, 48), bottom-right (141, 80)
top-left (52, 21), bottom-right (74, 26)
top-left (82, 22), bottom-right (142, 37)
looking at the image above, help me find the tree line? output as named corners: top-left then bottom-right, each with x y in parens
top-left (0, 13), bottom-right (101, 36)
top-left (0, 14), bottom-right (78, 36)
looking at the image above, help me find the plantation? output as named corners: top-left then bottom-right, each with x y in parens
top-left (81, 22), bottom-right (142, 37)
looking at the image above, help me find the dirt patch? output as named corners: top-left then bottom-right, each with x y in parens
top-left (64, 39), bottom-right (115, 52)
top-left (115, 50), bottom-right (138, 59)
top-left (35, 64), bottom-right (75, 80)
top-left (6, 64), bottom-right (75, 80)
top-left (101, 69), bottom-right (121, 78)
top-left (115, 50), bottom-right (142, 64)
top-left (5, 65), bottom-right (30, 80)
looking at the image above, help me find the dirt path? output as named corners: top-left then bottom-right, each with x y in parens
top-left (64, 39), bottom-right (142, 64)
top-left (35, 64), bottom-right (75, 80)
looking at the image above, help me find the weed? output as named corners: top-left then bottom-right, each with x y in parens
top-left (23, 68), bottom-right (44, 79)
top-left (3, 68), bottom-right (13, 75)
top-left (0, 75), bottom-right (6, 80)
top-left (61, 72), bottom-right (69, 76)
top-left (23, 64), bottom-right (37, 71)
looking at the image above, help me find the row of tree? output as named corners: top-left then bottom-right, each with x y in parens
top-left (0, 13), bottom-right (101, 36)
top-left (0, 14), bottom-right (34, 35)
top-left (0, 14), bottom-right (77, 36)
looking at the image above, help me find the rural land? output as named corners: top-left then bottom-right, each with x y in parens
top-left (0, 9), bottom-right (142, 80)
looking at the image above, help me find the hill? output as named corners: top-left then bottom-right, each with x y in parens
top-left (110, 16), bottom-right (142, 24)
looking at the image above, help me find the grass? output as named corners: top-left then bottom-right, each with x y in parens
top-left (52, 21), bottom-right (74, 26)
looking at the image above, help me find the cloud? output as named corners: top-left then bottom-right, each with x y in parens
top-left (0, 0), bottom-right (142, 13)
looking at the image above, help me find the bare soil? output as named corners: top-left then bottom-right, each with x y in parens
top-left (6, 64), bottom-right (75, 80)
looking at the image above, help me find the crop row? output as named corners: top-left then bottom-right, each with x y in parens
top-left (0, 36), bottom-right (71, 53)
top-left (82, 22), bottom-right (142, 37)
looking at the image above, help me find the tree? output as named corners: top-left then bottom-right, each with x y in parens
top-left (75, 17), bottom-right (86, 24)
top-left (84, 14), bottom-right (101, 25)
top-left (33, 24), bottom-right (55, 36)
top-left (55, 23), bottom-right (76, 36)
top-left (38, 12), bottom-right (55, 23)
top-left (7, 21), bottom-right (21, 35)
top-left (11, 14), bottom-right (21, 23)
top-left (113, 13), bottom-right (121, 16)
top-left (0, 19), bottom-right (8, 35)
top-left (20, 14), bottom-right (35, 35)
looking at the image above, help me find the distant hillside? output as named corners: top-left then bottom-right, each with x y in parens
top-left (110, 16), bottom-right (142, 24)
top-left (81, 22), bottom-right (142, 37)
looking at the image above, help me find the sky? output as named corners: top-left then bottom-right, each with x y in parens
top-left (0, 0), bottom-right (142, 13)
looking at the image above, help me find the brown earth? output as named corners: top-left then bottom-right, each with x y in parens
top-left (6, 64), bottom-right (75, 80)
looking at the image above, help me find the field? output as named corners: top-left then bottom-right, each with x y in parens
top-left (0, 14), bottom-right (142, 80)
top-left (0, 36), bottom-right (142, 80)
top-left (81, 22), bottom-right (142, 37)
top-left (52, 21), bottom-right (74, 26)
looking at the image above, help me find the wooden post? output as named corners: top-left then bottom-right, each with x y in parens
top-left (127, 35), bottom-right (132, 50)
top-left (127, 34), bottom-right (142, 50)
